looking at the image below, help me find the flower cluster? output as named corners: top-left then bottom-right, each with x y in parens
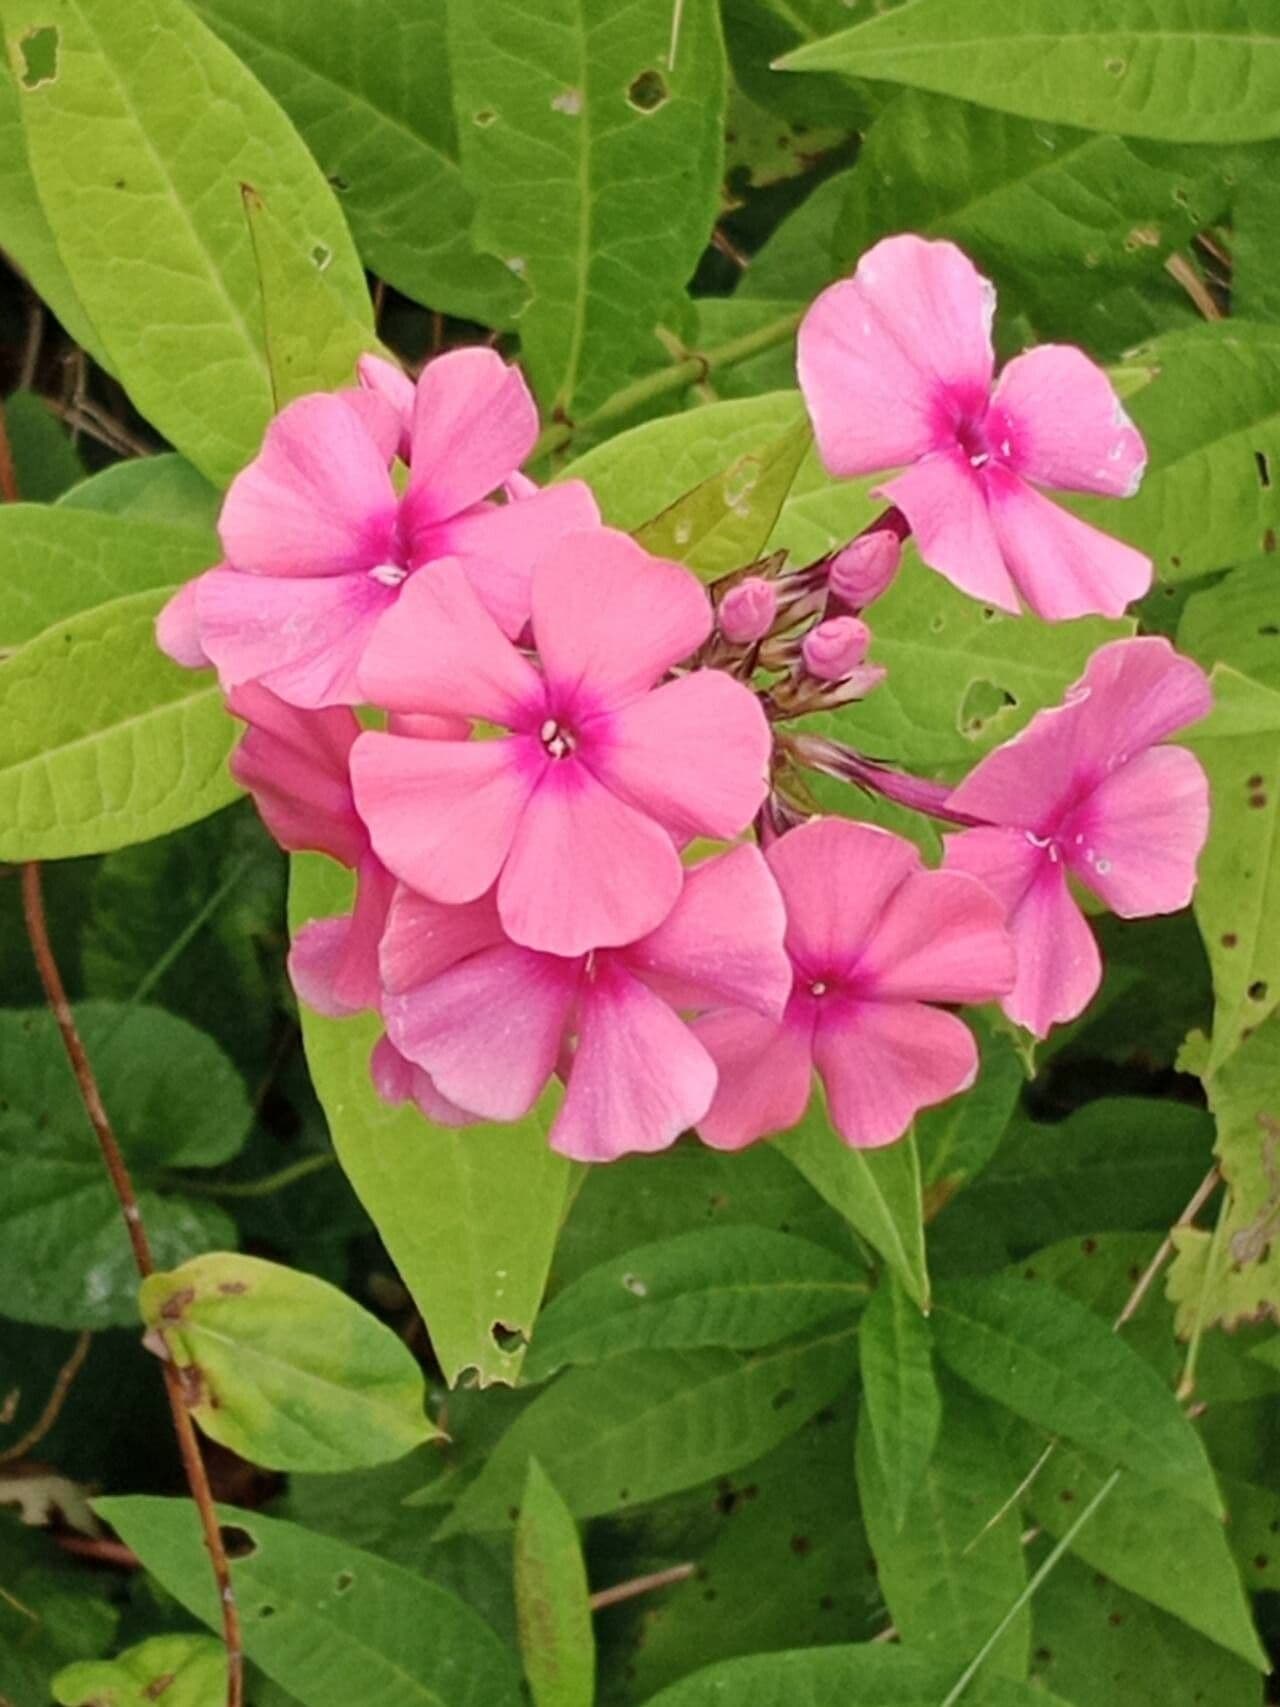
top-left (160, 235), bottom-right (1212, 1163)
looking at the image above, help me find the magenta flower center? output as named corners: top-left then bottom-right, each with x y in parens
top-left (540, 717), bottom-right (579, 760)
top-left (953, 405), bottom-right (1016, 473)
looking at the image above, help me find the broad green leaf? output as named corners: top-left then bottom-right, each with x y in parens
top-left (932, 1274), bottom-right (1224, 1515)
top-left (858, 1274), bottom-right (941, 1531)
top-left (139, 1252), bottom-right (434, 1472)
top-left (0, 1002), bottom-right (248, 1328)
top-left (0, 506), bottom-right (212, 649)
top-left (640, 1646), bottom-right (1068, 1707)
top-left (291, 853), bottom-right (574, 1388)
top-left (522, 1226), bottom-right (866, 1382)
top-left (736, 169), bottom-right (853, 305)
top-left (778, 1), bottom-right (1280, 144)
top-left (723, 0), bottom-right (889, 129)
top-left (54, 1634), bottom-right (225, 1707)
top-left (0, 1514), bottom-right (119, 1707)
top-left (724, 72), bottom-right (845, 189)
top-left (434, 1328), bottom-right (858, 1535)
top-left (0, 587), bottom-right (240, 861)
top-left (515, 1461), bottom-right (594, 1707)
top-left (1, 0), bottom-right (369, 485)
top-left (2, 392), bottom-right (84, 502)
top-left (1221, 1474), bottom-right (1280, 1598)
top-left (447, 0), bottom-right (726, 415)
top-left (1232, 155), bottom-right (1280, 325)
top-left (96, 1497), bottom-right (525, 1707)
top-left (190, 0), bottom-right (524, 326)
top-left (58, 455), bottom-right (221, 535)
top-left (1179, 559), bottom-right (1280, 690)
top-left (776, 1101), bottom-right (929, 1309)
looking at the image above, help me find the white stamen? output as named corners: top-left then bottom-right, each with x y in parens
top-left (970, 451), bottom-right (990, 468)
top-left (810, 980), bottom-right (828, 997)
top-left (369, 563), bottom-right (407, 587)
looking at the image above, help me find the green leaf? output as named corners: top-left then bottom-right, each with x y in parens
top-left (916, 1012), bottom-right (1024, 1210)
top-left (291, 853), bottom-right (574, 1388)
top-left (776, 1102), bottom-right (930, 1310)
top-left (640, 1645), bottom-right (1068, 1707)
top-left (0, 506), bottom-right (213, 649)
top-left (515, 1461), bottom-right (594, 1707)
top-left (53, 1634), bottom-right (226, 1707)
top-left (1, 0), bottom-right (369, 485)
top-left (523, 1226), bottom-right (867, 1382)
top-left (932, 1274), bottom-right (1224, 1515)
top-left (778, 1), bottom-right (1280, 144)
top-left (858, 1275), bottom-right (941, 1532)
top-left (0, 1514), bottom-right (119, 1707)
top-left (1232, 154), bottom-right (1280, 325)
top-left (0, 1002), bottom-right (248, 1328)
top-left (434, 1328), bottom-right (858, 1536)
top-left (190, 0), bottom-right (524, 326)
top-left (447, 0), bottom-right (726, 415)
top-left (1179, 559), bottom-right (1280, 691)
top-left (58, 455), bottom-right (221, 535)
top-left (95, 1497), bottom-right (525, 1707)
top-left (1221, 1474), bottom-right (1280, 1598)
top-left (2, 392), bottom-right (84, 503)
top-left (0, 587), bottom-right (240, 862)
top-left (139, 1251), bottom-right (434, 1473)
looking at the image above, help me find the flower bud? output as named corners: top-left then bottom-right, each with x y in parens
top-left (802, 616), bottom-right (871, 682)
top-left (719, 576), bottom-right (778, 645)
top-left (828, 529), bottom-right (902, 610)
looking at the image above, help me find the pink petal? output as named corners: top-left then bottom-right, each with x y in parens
top-left (404, 348), bottom-right (538, 531)
top-left (387, 711), bottom-right (472, 741)
top-left (693, 1004), bottom-right (815, 1151)
top-left (289, 917), bottom-right (361, 1018)
top-left (879, 451), bottom-right (1020, 613)
top-left (984, 467), bottom-right (1152, 620)
top-left (594, 671), bottom-right (771, 841)
top-left (340, 385), bottom-right (404, 466)
top-left (989, 345), bottom-right (1147, 498)
top-left (384, 941), bottom-right (578, 1122)
top-left (379, 884), bottom-right (506, 995)
top-left (197, 565), bottom-right (391, 708)
top-left (357, 559), bottom-right (544, 721)
top-left (814, 997), bottom-right (979, 1149)
top-left (855, 868), bottom-right (1016, 1004)
top-left (330, 854), bottom-right (396, 1013)
top-left (766, 818), bottom-right (920, 981)
top-left (228, 683), bottom-right (365, 865)
top-left (531, 529), bottom-right (712, 711)
top-left (156, 578), bottom-right (210, 668)
top-left (623, 844), bottom-right (792, 1017)
top-left (219, 392), bottom-right (398, 577)
top-left (1062, 744), bottom-right (1210, 918)
top-left (369, 1035), bottom-right (478, 1128)
top-left (498, 761), bottom-right (684, 956)
top-left (357, 354), bottom-right (415, 457)
top-left (797, 235), bottom-right (995, 478)
top-left (350, 731), bottom-right (534, 905)
top-left (552, 959), bottom-right (716, 1161)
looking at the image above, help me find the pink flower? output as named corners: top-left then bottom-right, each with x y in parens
top-left (160, 349), bottom-right (599, 708)
top-left (694, 818), bottom-right (1016, 1151)
top-left (369, 1033), bottom-right (479, 1129)
top-left (350, 528), bottom-right (772, 957)
top-left (797, 235), bottom-right (1151, 621)
top-left (378, 845), bottom-right (792, 1160)
top-left (719, 576), bottom-right (778, 645)
top-left (802, 616), bottom-right (871, 682)
top-left (943, 637), bottom-right (1212, 1038)
top-left (827, 527), bottom-right (902, 611)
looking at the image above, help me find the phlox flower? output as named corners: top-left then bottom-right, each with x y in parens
top-left (943, 637), bottom-right (1212, 1038)
top-left (693, 818), bottom-right (1016, 1151)
top-left (350, 528), bottom-right (772, 957)
top-left (377, 844), bottom-right (792, 1160)
top-left (158, 348), bottom-right (599, 707)
top-left (797, 234), bottom-right (1151, 620)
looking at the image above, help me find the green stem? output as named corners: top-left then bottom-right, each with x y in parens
top-left (170, 1151), bottom-right (336, 1200)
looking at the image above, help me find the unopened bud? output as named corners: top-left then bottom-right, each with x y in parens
top-left (828, 529), bottom-right (902, 610)
top-left (802, 616), bottom-right (871, 682)
top-left (719, 576), bottom-right (777, 645)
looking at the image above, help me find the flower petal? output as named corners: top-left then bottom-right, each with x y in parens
top-left (985, 467), bottom-right (1152, 620)
top-left (1063, 744), bottom-right (1210, 917)
top-left (228, 683), bottom-right (365, 864)
top-left (357, 354), bottom-right (415, 458)
top-left (766, 817), bottom-right (920, 981)
top-left (989, 344), bottom-right (1147, 498)
top-left (693, 1004), bottom-right (815, 1151)
top-left (879, 451), bottom-right (1020, 613)
top-left (855, 868), bottom-right (1016, 1004)
top-left (369, 1035), bottom-right (478, 1128)
top-left (156, 577), bottom-right (210, 668)
top-left (289, 917), bottom-right (360, 1018)
top-left (380, 884), bottom-right (506, 995)
top-left (814, 998), bottom-right (978, 1149)
top-left (404, 348), bottom-right (538, 530)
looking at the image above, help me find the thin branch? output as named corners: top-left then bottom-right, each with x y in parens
top-left (1177, 1185), bottom-right (1232, 1402)
top-left (589, 1561), bottom-right (696, 1611)
top-left (1114, 1165), bottom-right (1221, 1329)
top-left (173, 1150), bottom-right (336, 1201)
top-left (0, 1331), bottom-right (92, 1465)
top-left (962, 1439), bottom-right (1057, 1556)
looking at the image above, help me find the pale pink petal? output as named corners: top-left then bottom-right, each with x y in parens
top-left (156, 578), bottom-right (210, 668)
top-left (879, 452), bottom-right (1020, 613)
top-left (1058, 636), bottom-right (1214, 762)
top-left (552, 959), bottom-right (716, 1161)
top-left (594, 671), bottom-right (771, 841)
top-left (947, 712), bottom-right (1090, 835)
top-left (814, 998), bottom-right (979, 1149)
top-left (379, 884), bottom-right (506, 995)
top-left (340, 385), bottom-right (403, 465)
top-left (357, 354), bottom-right (415, 457)
top-left (289, 917), bottom-right (361, 1018)
top-left (350, 732), bottom-right (535, 905)
top-left (369, 1035), bottom-right (478, 1128)
top-left (228, 684), bottom-right (365, 865)
top-left (498, 763), bottom-right (683, 956)
top-left (985, 467), bottom-right (1152, 620)
top-left (506, 470), bottom-right (540, 500)
top-left (219, 392), bottom-right (398, 576)
top-left (384, 942), bottom-right (578, 1123)
top-left (942, 825), bottom-right (1046, 919)
top-left (531, 530), bottom-right (712, 710)
top-left (766, 818), bottom-right (919, 980)
top-left (357, 559), bottom-right (544, 721)
top-left (855, 868), bottom-right (1016, 1004)
top-left (623, 845), bottom-right (791, 1017)
top-left (989, 345), bottom-right (1147, 498)
top-left (387, 712), bottom-right (472, 741)
top-left (1062, 744), bottom-right (1210, 918)
top-left (328, 854), bottom-right (395, 1013)
top-left (404, 348), bottom-right (538, 530)
top-left (693, 1004), bottom-right (815, 1151)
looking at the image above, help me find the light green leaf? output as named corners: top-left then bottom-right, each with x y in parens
top-left (932, 1274), bottom-right (1224, 1515)
top-left (95, 1497), bottom-right (525, 1707)
top-left (778, 1), bottom-right (1280, 144)
top-left (58, 455), bottom-right (221, 535)
top-left (640, 1645), bottom-right (1068, 1707)
top-left (0, 1002), bottom-right (248, 1329)
top-left (139, 1252), bottom-right (434, 1473)
top-left (515, 1461), bottom-right (594, 1707)
top-left (523, 1226), bottom-right (867, 1382)
top-left (291, 853), bottom-right (574, 1388)
top-left (1, 0), bottom-right (369, 485)
top-left (447, 0), bottom-right (726, 415)
top-left (0, 587), bottom-right (240, 862)
top-left (2, 392), bottom-right (84, 503)
top-left (1179, 559), bottom-right (1280, 691)
top-left (54, 1634), bottom-right (225, 1707)
top-left (434, 1329), bottom-right (858, 1536)
top-left (858, 1274), bottom-right (941, 1531)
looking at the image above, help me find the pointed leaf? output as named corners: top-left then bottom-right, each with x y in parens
top-left (515, 1461), bottom-right (595, 1707)
top-left (859, 1274), bottom-right (942, 1531)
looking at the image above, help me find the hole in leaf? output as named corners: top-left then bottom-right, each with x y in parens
top-left (334, 1570), bottom-right (354, 1594)
top-left (627, 69), bottom-right (669, 112)
top-left (959, 678), bottom-right (1016, 736)
top-left (18, 26), bottom-right (58, 89)
top-left (490, 1321), bottom-right (528, 1354)
top-left (473, 108), bottom-right (496, 127)
top-left (1257, 450), bottom-right (1272, 489)
top-left (770, 1386), bottom-right (796, 1412)
top-left (1248, 981), bottom-right (1268, 1002)
top-left (311, 243), bottom-right (332, 272)
top-left (257, 1605), bottom-right (276, 1620)
top-left (219, 1524), bottom-right (258, 1560)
